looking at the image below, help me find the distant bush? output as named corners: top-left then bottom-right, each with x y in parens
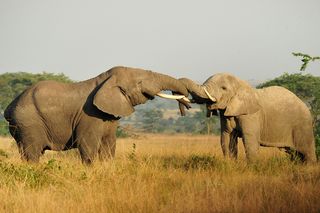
top-left (316, 136), bottom-right (320, 160)
top-left (161, 154), bottom-right (228, 171)
top-left (133, 106), bottom-right (220, 135)
top-left (116, 126), bottom-right (130, 138)
top-left (0, 119), bottom-right (9, 136)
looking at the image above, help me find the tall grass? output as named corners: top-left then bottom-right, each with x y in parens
top-left (0, 135), bottom-right (319, 213)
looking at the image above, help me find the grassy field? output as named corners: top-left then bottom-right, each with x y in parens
top-left (0, 134), bottom-right (319, 213)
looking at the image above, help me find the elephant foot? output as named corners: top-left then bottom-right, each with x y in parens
top-left (302, 152), bottom-right (317, 164)
top-left (18, 143), bottom-right (42, 163)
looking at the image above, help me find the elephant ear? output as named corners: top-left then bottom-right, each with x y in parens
top-left (93, 76), bottom-right (134, 117)
top-left (224, 87), bottom-right (260, 116)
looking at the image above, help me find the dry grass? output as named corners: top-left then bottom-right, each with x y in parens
top-left (0, 134), bottom-right (319, 213)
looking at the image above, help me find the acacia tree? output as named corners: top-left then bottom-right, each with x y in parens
top-left (292, 52), bottom-right (320, 71)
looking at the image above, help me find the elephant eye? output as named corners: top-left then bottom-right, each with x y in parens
top-left (221, 86), bottom-right (227, 90)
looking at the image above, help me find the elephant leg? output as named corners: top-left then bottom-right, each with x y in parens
top-left (229, 131), bottom-right (239, 159)
top-left (17, 127), bottom-right (49, 162)
top-left (292, 127), bottom-right (317, 163)
top-left (22, 143), bottom-right (42, 162)
top-left (302, 150), bottom-right (317, 163)
top-left (242, 133), bottom-right (260, 162)
top-left (238, 114), bottom-right (260, 162)
top-left (221, 132), bottom-right (231, 157)
top-left (98, 124), bottom-right (117, 161)
top-left (98, 136), bottom-right (116, 161)
top-left (77, 137), bottom-right (100, 165)
top-left (8, 125), bottom-right (27, 160)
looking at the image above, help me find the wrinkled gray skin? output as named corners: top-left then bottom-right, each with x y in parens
top-left (180, 73), bottom-right (316, 163)
top-left (4, 66), bottom-right (189, 164)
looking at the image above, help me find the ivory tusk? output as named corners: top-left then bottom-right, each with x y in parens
top-left (203, 87), bottom-right (216, 102)
top-left (156, 93), bottom-right (191, 103)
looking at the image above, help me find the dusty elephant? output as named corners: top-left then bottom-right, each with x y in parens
top-left (179, 73), bottom-right (317, 163)
top-left (4, 66), bottom-right (190, 164)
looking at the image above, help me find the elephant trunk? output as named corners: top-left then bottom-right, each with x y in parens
top-left (148, 72), bottom-right (193, 116)
top-left (178, 78), bottom-right (210, 103)
top-left (150, 72), bottom-right (189, 97)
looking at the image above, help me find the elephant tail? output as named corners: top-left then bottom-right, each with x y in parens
top-left (4, 101), bottom-right (14, 122)
top-left (4, 91), bottom-right (25, 122)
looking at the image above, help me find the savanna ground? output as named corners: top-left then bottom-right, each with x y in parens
top-left (0, 134), bottom-right (319, 213)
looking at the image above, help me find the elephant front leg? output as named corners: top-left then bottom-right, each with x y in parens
top-left (238, 114), bottom-right (261, 162)
top-left (99, 134), bottom-right (117, 161)
top-left (77, 136), bottom-right (100, 165)
top-left (242, 133), bottom-right (259, 162)
top-left (229, 131), bottom-right (239, 159)
top-left (221, 132), bottom-right (231, 158)
top-left (220, 115), bottom-right (237, 159)
top-left (221, 131), bottom-right (238, 159)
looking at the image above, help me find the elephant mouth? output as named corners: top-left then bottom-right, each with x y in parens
top-left (203, 87), bottom-right (217, 103)
top-left (143, 92), bottom-right (156, 100)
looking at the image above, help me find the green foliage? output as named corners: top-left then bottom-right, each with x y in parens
top-left (127, 143), bottom-right (137, 162)
top-left (138, 109), bottom-right (164, 133)
top-left (0, 149), bottom-right (8, 158)
top-left (292, 52), bottom-right (320, 71)
top-left (0, 119), bottom-right (10, 136)
top-left (116, 126), bottom-right (130, 138)
top-left (0, 160), bottom-right (61, 188)
top-left (316, 136), bottom-right (320, 159)
top-left (258, 73), bottom-right (320, 159)
top-left (0, 72), bottom-right (73, 135)
top-left (174, 108), bottom-right (220, 134)
top-left (134, 105), bottom-right (219, 135)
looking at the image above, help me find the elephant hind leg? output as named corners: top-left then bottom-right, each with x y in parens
top-left (14, 127), bottom-right (48, 162)
top-left (292, 127), bottom-right (317, 163)
top-left (8, 125), bottom-right (27, 160)
top-left (296, 148), bottom-right (317, 163)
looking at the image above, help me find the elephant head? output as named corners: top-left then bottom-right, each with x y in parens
top-left (180, 73), bottom-right (260, 117)
top-left (93, 66), bottom-right (190, 117)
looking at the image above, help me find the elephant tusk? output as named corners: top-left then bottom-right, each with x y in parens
top-left (203, 87), bottom-right (216, 102)
top-left (156, 93), bottom-right (191, 103)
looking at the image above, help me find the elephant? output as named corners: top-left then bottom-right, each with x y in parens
top-left (4, 66), bottom-right (190, 164)
top-left (179, 73), bottom-right (317, 163)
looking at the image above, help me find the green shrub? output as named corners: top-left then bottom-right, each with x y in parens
top-left (0, 119), bottom-right (9, 136)
top-left (116, 126), bottom-right (129, 138)
top-left (0, 159), bottom-right (64, 188)
top-left (162, 154), bottom-right (228, 171)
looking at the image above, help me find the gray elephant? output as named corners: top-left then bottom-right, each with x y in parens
top-left (179, 73), bottom-right (316, 163)
top-left (4, 66), bottom-right (190, 164)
